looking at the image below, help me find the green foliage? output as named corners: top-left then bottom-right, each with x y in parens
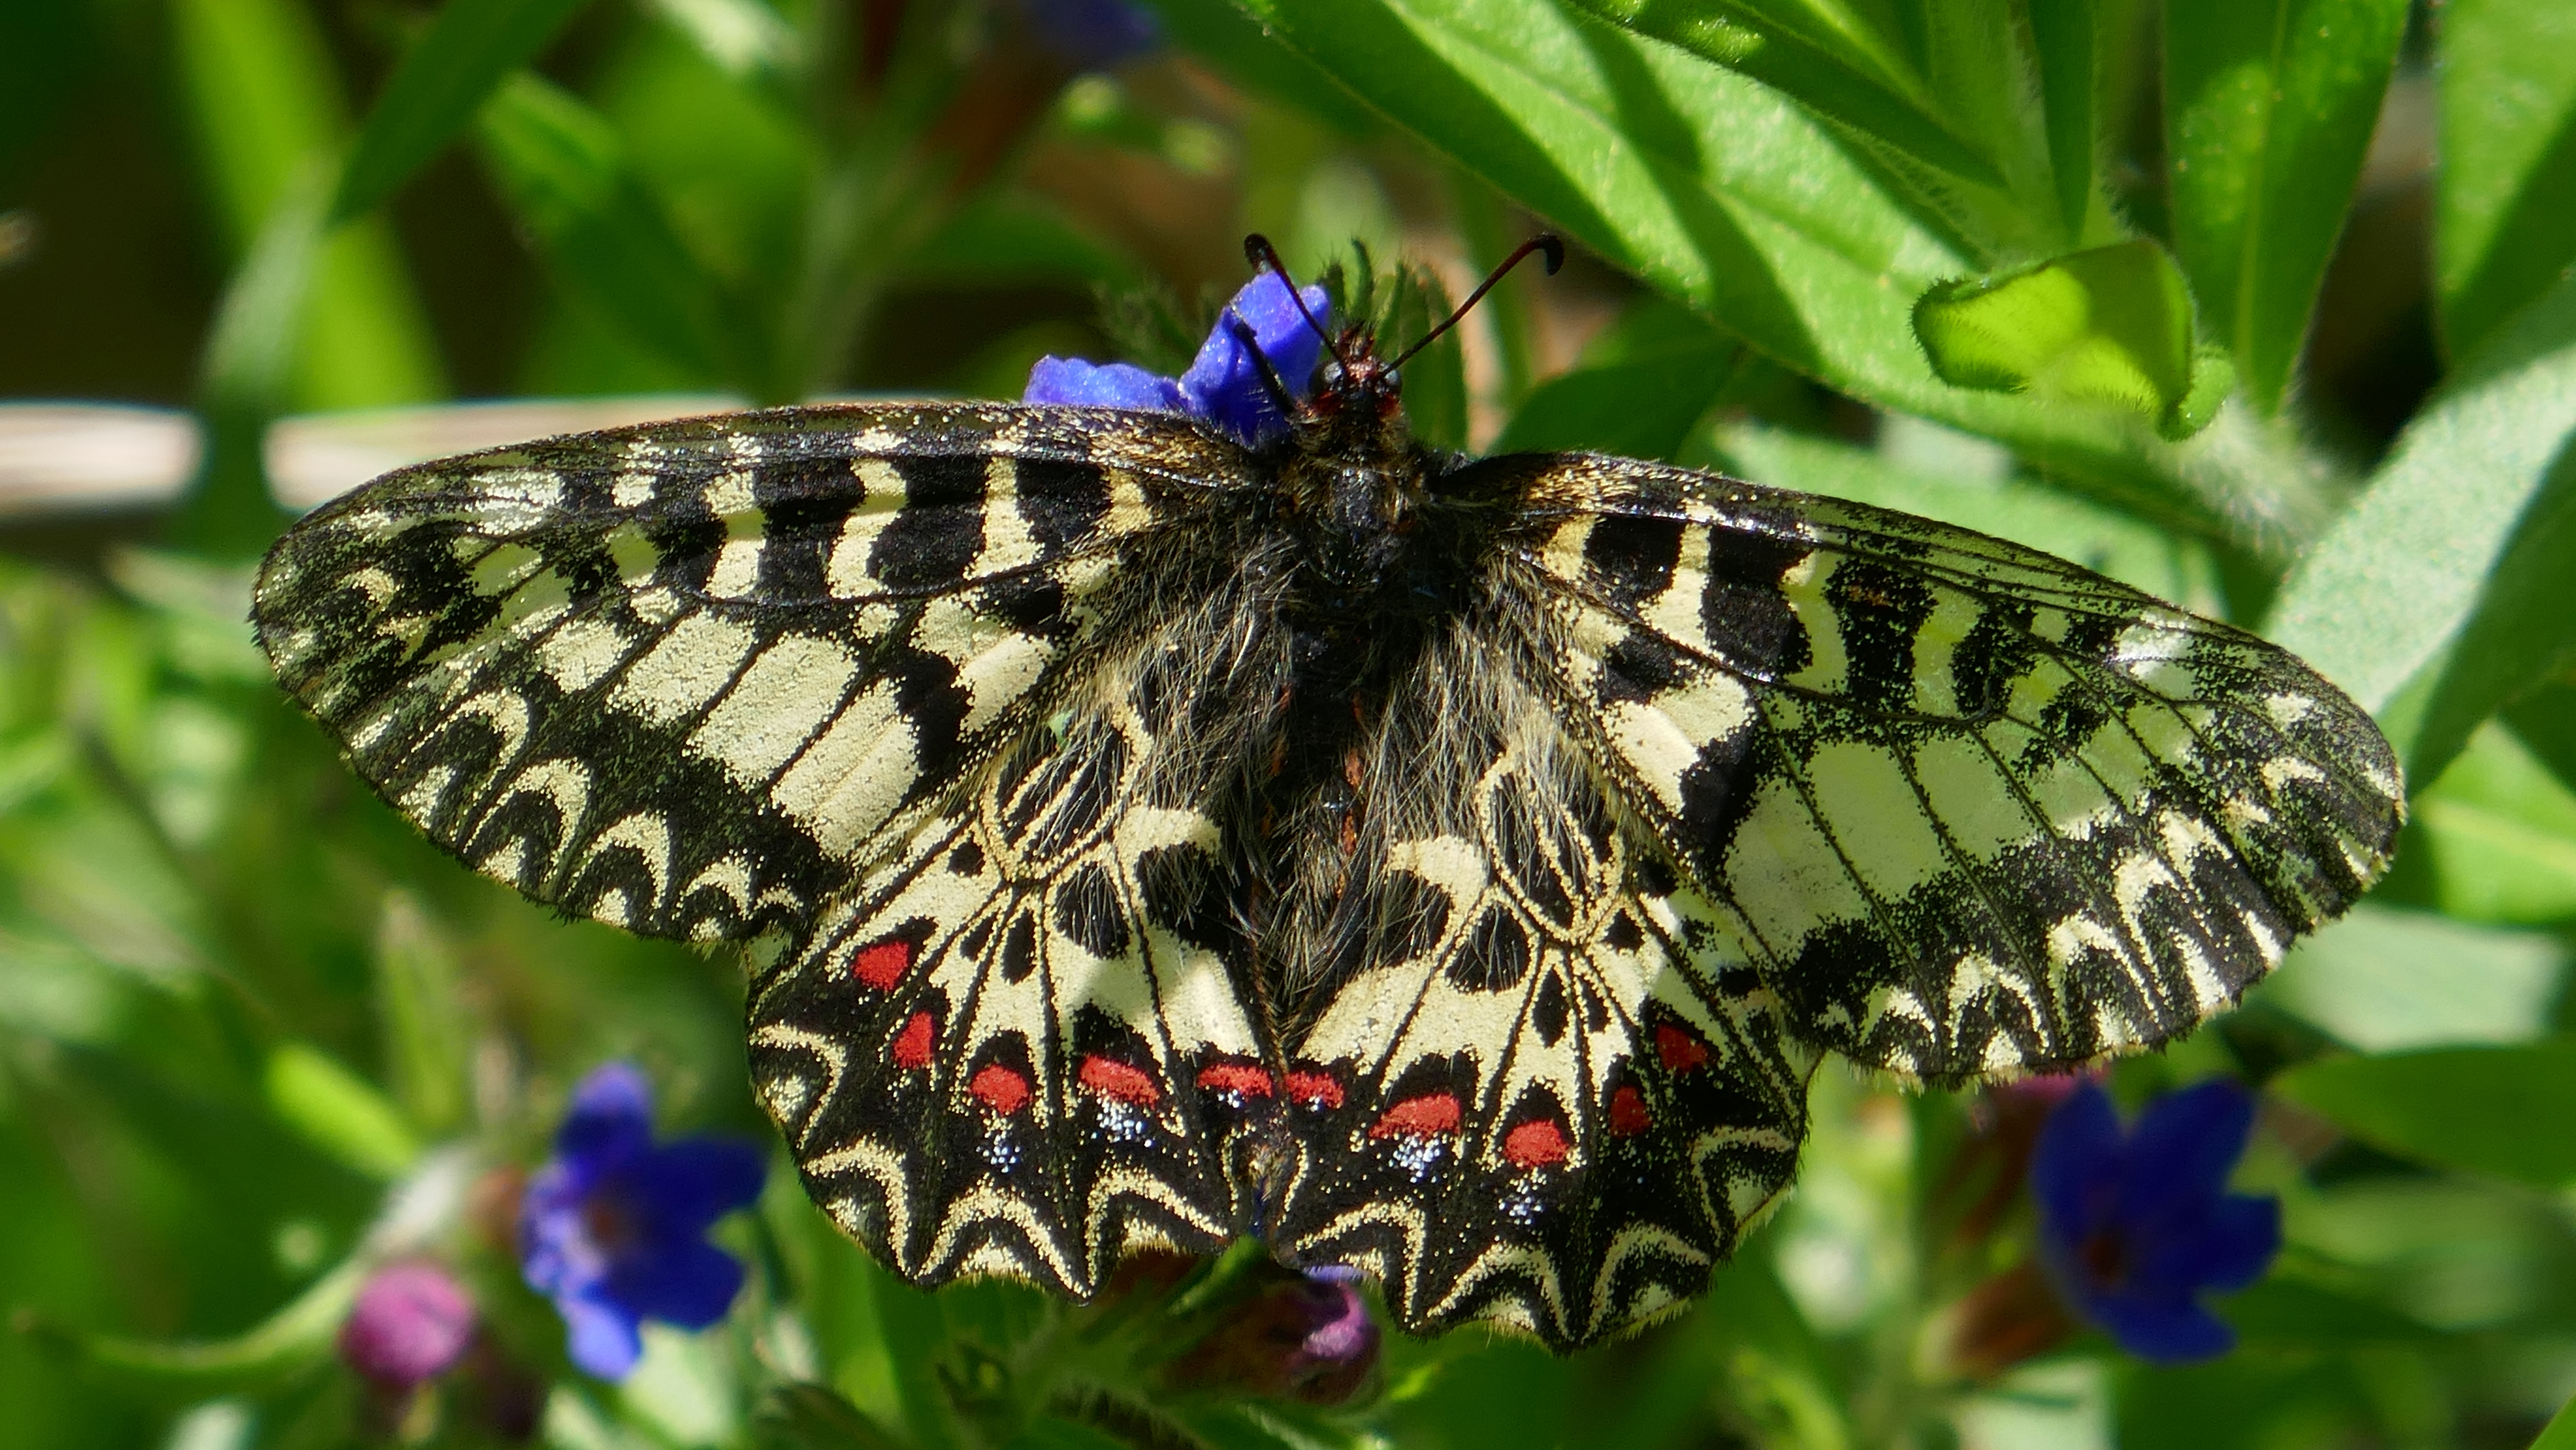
top-left (1911, 240), bottom-right (2225, 439)
top-left (4, 0), bottom-right (2576, 1444)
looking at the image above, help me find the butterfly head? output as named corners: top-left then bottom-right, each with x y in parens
top-left (1241, 233), bottom-right (1563, 459)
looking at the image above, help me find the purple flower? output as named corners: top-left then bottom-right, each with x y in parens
top-left (339, 1262), bottom-right (476, 1391)
top-left (1160, 1262), bottom-right (1381, 1405)
top-left (519, 1063), bottom-right (767, 1380)
top-left (1284, 1265), bottom-right (1379, 1400)
top-left (2029, 1079), bottom-right (2281, 1363)
top-left (1025, 271), bottom-right (1332, 446)
top-left (1019, 0), bottom-right (1162, 70)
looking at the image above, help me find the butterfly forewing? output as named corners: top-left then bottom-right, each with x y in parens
top-left (1495, 453), bottom-right (2403, 1082)
top-left (253, 404), bottom-right (1228, 942)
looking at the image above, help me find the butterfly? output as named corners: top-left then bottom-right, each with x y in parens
top-left (253, 237), bottom-right (2400, 1348)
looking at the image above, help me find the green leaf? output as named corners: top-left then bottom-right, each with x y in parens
top-left (2027, 0), bottom-right (2096, 241)
top-left (264, 1042), bottom-right (422, 1181)
top-left (474, 72), bottom-right (747, 386)
top-left (1699, 420), bottom-right (2221, 605)
top-left (1494, 296), bottom-right (1739, 459)
top-left (2162, 0), bottom-right (2407, 413)
top-left (171, 0), bottom-right (444, 413)
top-left (2270, 1041), bottom-right (2576, 1189)
top-left (1143, 0), bottom-right (1385, 137)
top-left (1912, 240), bottom-right (2214, 437)
top-left (374, 890), bottom-right (469, 1137)
top-left (2412, 722), bottom-right (2576, 926)
top-left (2401, 450), bottom-right (2576, 786)
top-left (2536, 1392), bottom-right (2576, 1450)
top-left (2266, 264), bottom-right (2576, 768)
top-left (2504, 678), bottom-right (2576, 796)
top-left (1382, 262), bottom-right (1468, 451)
top-left (179, 163), bottom-right (331, 554)
top-left (643, 0), bottom-right (802, 78)
top-left (1564, 0), bottom-right (2001, 186)
top-left (2434, 0), bottom-right (2576, 361)
top-left (2219, 1278), bottom-right (2438, 1349)
top-left (332, 0), bottom-right (596, 222)
top-left (1199, 0), bottom-right (2324, 552)
top-left (2253, 903), bottom-right (2569, 1053)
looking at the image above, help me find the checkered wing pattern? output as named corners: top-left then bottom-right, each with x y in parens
top-left (1493, 453), bottom-right (2404, 1083)
top-left (254, 403), bottom-right (1226, 943)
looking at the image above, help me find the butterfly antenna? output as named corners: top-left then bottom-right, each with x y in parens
top-left (1241, 234), bottom-right (1344, 365)
top-left (1387, 234), bottom-right (1564, 372)
top-left (1228, 317), bottom-right (1302, 421)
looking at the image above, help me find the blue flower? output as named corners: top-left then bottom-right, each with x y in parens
top-left (518, 1063), bottom-right (767, 1380)
top-left (1023, 358), bottom-right (1183, 414)
top-left (1025, 270), bottom-right (1332, 446)
top-left (2029, 1079), bottom-right (2281, 1363)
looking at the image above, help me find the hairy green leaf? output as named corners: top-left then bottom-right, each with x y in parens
top-left (2163, 0), bottom-right (2407, 413)
top-left (2027, 0), bottom-right (2097, 240)
top-left (1206, 0), bottom-right (2319, 548)
top-left (1701, 419), bottom-right (2220, 605)
top-left (2412, 724), bottom-right (2576, 927)
top-left (1564, 0), bottom-right (1999, 185)
top-left (2435, 0), bottom-right (2576, 361)
top-left (1912, 240), bottom-right (2214, 437)
top-left (2267, 265), bottom-right (2576, 769)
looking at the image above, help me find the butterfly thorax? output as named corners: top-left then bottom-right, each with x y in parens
top-left (1271, 348), bottom-right (1449, 627)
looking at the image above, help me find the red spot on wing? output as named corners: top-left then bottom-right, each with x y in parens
top-left (891, 1012), bottom-right (934, 1070)
top-left (1368, 1093), bottom-right (1461, 1139)
top-left (1196, 1063), bottom-right (1274, 1097)
top-left (853, 940), bottom-right (911, 990)
top-left (1656, 1023), bottom-right (1710, 1072)
top-left (1079, 1055), bottom-right (1161, 1106)
top-left (968, 1064), bottom-right (1031, 1116)
top-left (1608, 1085), bottom-right (1652, 1137)
top-left (1503, 1118), bottom-right (1571, 1168)
top-left (1284, 1070), bottom-right (1345, 1109)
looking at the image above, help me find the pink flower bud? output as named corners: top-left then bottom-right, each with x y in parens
top-left (338, 1262), bottom-right (476, 1390)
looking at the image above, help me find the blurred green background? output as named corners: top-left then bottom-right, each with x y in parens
top-left (5, 0), bottom-right (2576, 1446)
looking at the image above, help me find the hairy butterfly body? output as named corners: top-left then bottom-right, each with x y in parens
top-left (256, 248), bottom-right (2400, 1349)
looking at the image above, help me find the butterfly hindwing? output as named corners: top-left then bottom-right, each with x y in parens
top-left (254, 403), bottom-right (1232, 942)
top-left (1495, 453), bottom-right (2404, 1082)
top-left (746, 595), bottom-right (1288, 1299)
top-left (1261, 634), bottom-right (1812, 1347)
